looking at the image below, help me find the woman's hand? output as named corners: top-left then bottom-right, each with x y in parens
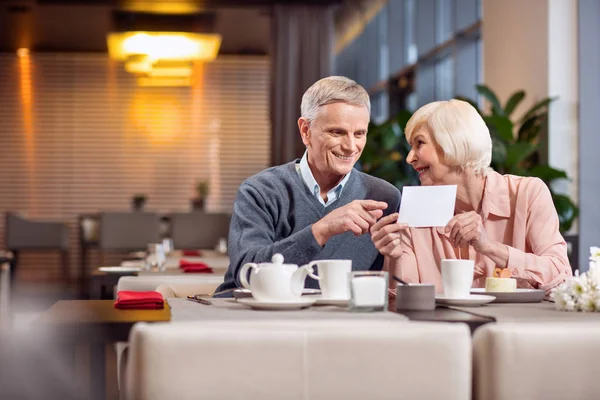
top-left (370, 213), bottom-right (409, 259)
top-left (445, 211), bottom-right (491, 253)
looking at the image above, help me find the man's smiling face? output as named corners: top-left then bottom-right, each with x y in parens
top-left (300, 102), bottom-right (369, 185)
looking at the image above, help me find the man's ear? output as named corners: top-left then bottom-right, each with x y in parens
top-left (298, 117), bottom-right (311, 147)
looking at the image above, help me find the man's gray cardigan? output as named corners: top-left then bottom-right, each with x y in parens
top-left (215, 160), bottom-right (402, 294)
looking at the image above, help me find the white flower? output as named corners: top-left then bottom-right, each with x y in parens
top-left (577, 292), bottom-right (596, 312)
top-left (590, 247), bottom-right (600, 263)
top-left (553, 287), bottom-right (576, 311)
top-left (554, 246), bottom-right (600, 312)
top-left (570, 276), bottom-right (587, 296)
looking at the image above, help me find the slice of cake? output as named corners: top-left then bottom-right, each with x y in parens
top-left (485, 277), bottom-right (517, 292)
top-left (486, 267), bottom-right (516, 292)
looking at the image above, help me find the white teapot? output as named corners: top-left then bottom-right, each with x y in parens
top-left (239, 254), bottom-right (313, 302)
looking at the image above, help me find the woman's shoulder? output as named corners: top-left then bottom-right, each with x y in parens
top-left (490, 171), bottom-right (547, 192)
top-left (492, 172), bottom-right (551, 204)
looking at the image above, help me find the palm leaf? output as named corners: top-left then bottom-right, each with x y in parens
top-left (504, 90), bottom-right (525, 117)
top-left (484, 115), bottom-right (514, 143)
top-left (519, 97), bottom-right (556, 124)
top-left (505, 142), bottom-right (537, 168)
top-left (476, 84), bottom-right (503, 115)
top-left (529, 165), bottom-right (569, 183)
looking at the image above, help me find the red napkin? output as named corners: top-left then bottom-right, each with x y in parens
top-left (179, 259), bottom-right (213, 274)
top-left (182, 249), bottom-right (203, 257)
top-left (114, 291), bottom-right (164, 309)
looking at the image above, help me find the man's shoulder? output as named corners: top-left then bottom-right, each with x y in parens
top-left (348, 170), bottom-right (401, 211)
top-left (354, 170), bottom-right (401, 196)
top-left (241, 161), bottom-right (297, 191)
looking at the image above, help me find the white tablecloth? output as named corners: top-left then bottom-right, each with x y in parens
top-left (449, 301), bottom-right (600, 322)
top-left (167, 298), bottom-right (409, 322)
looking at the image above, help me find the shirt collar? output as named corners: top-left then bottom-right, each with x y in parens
top-left (481, 170), bottom-right (511, 220)
top-left (298, 151), bottom-right (351, 205)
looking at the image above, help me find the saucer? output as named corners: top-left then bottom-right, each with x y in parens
top-left (99, 266), bottom-right (141, 273)
top-left (233, 288), bottom-right (321, 300)
top-left (435, 294), bottom-right (496, 307)
top-left (314, 296), bottom-right (350, 307)
top-left (237, 297), bottom-right (316, 311)
top-left (470, 288), bottom-right (545, 303)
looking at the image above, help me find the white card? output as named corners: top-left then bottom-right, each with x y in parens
top-left (398, 185), bottom-right (457, 227)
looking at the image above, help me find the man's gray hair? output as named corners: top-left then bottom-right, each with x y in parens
top-left (300, 76), bottom-right (371, 121)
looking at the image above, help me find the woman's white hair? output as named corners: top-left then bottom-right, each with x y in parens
top-left (405, 99), bottom-right (492, 175)
top-left (300, 76), bottom-right (371, 122)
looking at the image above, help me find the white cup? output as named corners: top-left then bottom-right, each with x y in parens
top-left (303, 259), bottom-right (352, 300)
top-left (441, 259), bottom-right (475, 298)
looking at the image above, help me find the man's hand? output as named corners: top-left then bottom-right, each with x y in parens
top-left (370, 213), bottom-right (409, 259)
top-left (312, 200), bottom-right (388, 246)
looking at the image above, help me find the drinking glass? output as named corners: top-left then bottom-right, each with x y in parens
top-left (162, 238), bottom-right (174, 255)
top-left (348, 271), bottom-right (388, 312)
top-left (145, 243), bottom-right (166, 271)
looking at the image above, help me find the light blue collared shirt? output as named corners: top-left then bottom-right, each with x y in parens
top-left (296, 151), bottom-right (351, 207)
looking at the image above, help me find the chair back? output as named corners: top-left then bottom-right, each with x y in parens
top-left (0, 253), bottom-right (12, 326)
top-left (98, 212), bottom-right (160, 251)
top-left (126, 320), bottom-right (471, 400)
top-left (6, 212), bottom-right (69, 250)
top-left (170, 212), bottom-right (231, 250)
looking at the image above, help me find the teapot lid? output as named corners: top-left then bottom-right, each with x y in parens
top-left (271, 253), bottom-right (284, 264)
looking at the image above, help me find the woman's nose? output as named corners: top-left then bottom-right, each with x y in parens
top-left (406, 149), bottom-right (416, 164)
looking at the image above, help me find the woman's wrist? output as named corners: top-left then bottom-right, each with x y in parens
top-left (480, 240), bottom-right (509, 268)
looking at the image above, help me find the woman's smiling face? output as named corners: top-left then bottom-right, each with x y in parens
top-left (406, 127), bottom-right (454, 186)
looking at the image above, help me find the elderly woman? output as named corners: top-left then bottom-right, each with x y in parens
top-left (371, 99), bottom-right (572, 294)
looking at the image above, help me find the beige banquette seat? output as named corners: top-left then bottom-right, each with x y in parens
top-left (125, 320), bottom-right (471, 400)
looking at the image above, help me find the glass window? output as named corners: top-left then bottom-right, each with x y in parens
top-left (436, 0), bottom-right (454, 44)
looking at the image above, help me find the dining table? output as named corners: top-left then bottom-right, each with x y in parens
top-left (89, 252), bottom-right (229, 299)
top-left (38, 294), bottom-right (600, 400)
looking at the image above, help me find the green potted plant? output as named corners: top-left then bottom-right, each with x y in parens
top-left (456, 85), bottom-right (579, 233)
top-left (191, 180), bottom-right (209, 210)
top-left (132, 194), bottom-right (147, 211)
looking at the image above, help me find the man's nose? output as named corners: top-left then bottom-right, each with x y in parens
top-left (341, 134), bottom-right (355, 150)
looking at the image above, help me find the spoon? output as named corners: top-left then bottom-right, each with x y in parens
top-left (392, 275), bottom-right (409, 286)
top-left (187, 294), bottom-right (213, 305)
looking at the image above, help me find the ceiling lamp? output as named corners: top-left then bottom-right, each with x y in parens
top-left (107, 31), bottom-right (221, 63)
top-left (107, 11), bottom-right (220, 86)
top-left (137, 76), bottom-right (192, 87)
top-left (124, 54), bottom-right (153, 74)
top-left (147, 61), bottom-right (193, 78)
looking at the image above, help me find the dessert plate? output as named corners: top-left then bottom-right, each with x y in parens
top-left (237, 297), bottom-right (315, 311)
top-left (435, 294), bottom-right (496, 307)
top-left (470, 288), bottom-right (545, 303)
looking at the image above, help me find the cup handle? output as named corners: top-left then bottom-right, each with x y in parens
top-left (239, 263), bottom-right (258, 289)
top-left (301, 261), bottom-right (320, 280)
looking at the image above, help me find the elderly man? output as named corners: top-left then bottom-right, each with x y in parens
top-left (215, 76), bottom-right (401, 295)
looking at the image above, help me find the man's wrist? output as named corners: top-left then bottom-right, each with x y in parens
top-left (311, 221), bottom-right (329, 247)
